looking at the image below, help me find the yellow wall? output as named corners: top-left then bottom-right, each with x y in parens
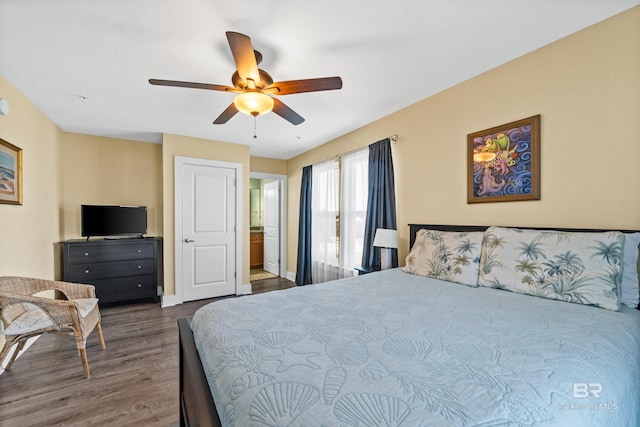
top-left (287, 7), bottom-right (640, 268)
top-left (59, 133), bottom-right (163, 240)
top-left (250, 156), bottom-right (288, 175)
top-left (0, 75), bottom-right (63, 278)
top-left (161, 133), bottom-right (251, 296)
top-left (0, 74), bottom-right (63, 352)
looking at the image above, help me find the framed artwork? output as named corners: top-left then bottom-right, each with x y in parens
top-left (0, 138), bottom-right (23, 205)
top-left (467, 115), bottom-right (540, 204)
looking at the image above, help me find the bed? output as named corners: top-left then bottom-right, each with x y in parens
top-left (177, 224), bottom-right (640, 426)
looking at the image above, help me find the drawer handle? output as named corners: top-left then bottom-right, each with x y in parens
top-left (137, 249), bottom-right (142, 253)
top-left (84, 252), bottom-right (89, 256)
top-left (137, 265), bottom-right (142, 269)
top-left (137, 283), bottom-right (142, 288)
top-left (84, 269), bottom-right (90, 274)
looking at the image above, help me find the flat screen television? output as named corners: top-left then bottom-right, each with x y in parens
top-left (81, 205), bottom-right (147, 239)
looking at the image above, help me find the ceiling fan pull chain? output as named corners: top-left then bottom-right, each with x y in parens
top-left (253, 115), bottom-right (258, 139)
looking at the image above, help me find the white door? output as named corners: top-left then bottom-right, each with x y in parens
top-left (182, 163), bottom-right (236, 301)
top-left (263, 180), bottom-right (280, 275)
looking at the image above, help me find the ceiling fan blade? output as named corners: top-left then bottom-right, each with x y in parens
top-left (213, 103), bottom-right (239, 124)
top-left (226, 31), bottom-right (260, 86)
top-left (272, 98), bottom-right (304, 125)
top-left (149, 79), bottom-right (239, 92)
top-left (263, 77), bottom-right (343, 95)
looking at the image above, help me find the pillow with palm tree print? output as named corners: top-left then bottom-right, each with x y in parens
top-left (403, 229), bottom-right (483, 286)
top-left (621, 232), bottom-right (640, 308)
top-left (478, 226), bottom-right (624, 311)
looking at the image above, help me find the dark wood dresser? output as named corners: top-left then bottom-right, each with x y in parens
top-left (62, 237), bottom-right (162, 305)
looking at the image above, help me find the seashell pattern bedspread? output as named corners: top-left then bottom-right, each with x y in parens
top-left (190, 268), bottom-right (640, 426)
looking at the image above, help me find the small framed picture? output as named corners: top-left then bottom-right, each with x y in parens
top-left (0, 138), bottom-right (23, 205)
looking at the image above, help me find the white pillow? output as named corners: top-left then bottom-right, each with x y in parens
top-left (621, 232), bottom-right (640, 308)
top-left (403, 229), bottom-right (483, 287)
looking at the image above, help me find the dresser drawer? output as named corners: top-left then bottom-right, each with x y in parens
top-left (91, 275), bottom-right (156, 304)
top-left (67, 259), bottom-right (154, 281)
top-left (250, 232), bottom-right (264, 242)
top-left (66, 242), bottom-right (154, 264)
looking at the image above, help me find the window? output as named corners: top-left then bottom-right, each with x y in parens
top-left (340, 148), bottom-right (369, 274)
top-left (311, 148), bottom-right (368, 283)
top-left (311, 159), bottom-right (339, 283)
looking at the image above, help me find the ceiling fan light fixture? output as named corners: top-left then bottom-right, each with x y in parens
top-left (234, 92), bottom-right (274, 116)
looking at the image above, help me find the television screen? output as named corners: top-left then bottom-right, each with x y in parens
top-left (81, 205), bottom-right (147, 238)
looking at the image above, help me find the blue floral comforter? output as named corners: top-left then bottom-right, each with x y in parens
top-left (190, 269), bottom-right (640, 426)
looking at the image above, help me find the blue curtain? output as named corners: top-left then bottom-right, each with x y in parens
top-left (295, 166), bottom-right (313, 285)
top-left (361, 138), bottom-right (398, 269)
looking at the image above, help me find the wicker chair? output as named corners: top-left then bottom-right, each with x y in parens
top-left (0, 276), bottom-right (106, 378)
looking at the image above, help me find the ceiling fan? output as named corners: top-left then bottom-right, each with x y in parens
top-left (149, 31), bottom-right (342, 126)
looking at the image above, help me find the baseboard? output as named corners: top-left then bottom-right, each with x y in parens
top-left (286, 271), bottom-right (296, 282)
top-left (238, 282), bottom-right (252, 295)
top-left (161, 294), bottom-right (182, 308)
top-left (161, 281), bottom-right (252, 306)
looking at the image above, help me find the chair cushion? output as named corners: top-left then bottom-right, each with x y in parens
top-left (74, 298), bottom-right (99, 318)
top-left (4, 304), bottom-right (54, 335)
top-left (3, 298), bottom-right (99, 336)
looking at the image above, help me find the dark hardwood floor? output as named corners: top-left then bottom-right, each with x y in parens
top-left (0, 276), bottom-right (295, 427)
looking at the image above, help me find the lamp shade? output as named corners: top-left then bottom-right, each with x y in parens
top-left (233, 91), bottom-right (274, 116)
top-left (373, 228), bottom-right (398, 249)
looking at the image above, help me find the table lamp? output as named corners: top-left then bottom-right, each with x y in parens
top-left (373, 228), bottom-right (398, 270)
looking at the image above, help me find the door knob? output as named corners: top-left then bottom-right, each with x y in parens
top-left (184, 238), bottom-right (195, 243)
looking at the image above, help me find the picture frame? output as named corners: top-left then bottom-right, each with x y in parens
top-left (0, 138), bottom-right (23, 205)
top-left (467, 115), bottom-right (540, 204)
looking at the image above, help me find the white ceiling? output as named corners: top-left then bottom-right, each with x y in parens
top-left (1, 1), bottom-right (637, 159)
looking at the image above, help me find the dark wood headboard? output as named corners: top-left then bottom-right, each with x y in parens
top-left (408, 224), bottom-right (640, 250)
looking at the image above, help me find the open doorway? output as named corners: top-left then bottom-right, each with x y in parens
top-left (249, 172), bottom-right (287, 282)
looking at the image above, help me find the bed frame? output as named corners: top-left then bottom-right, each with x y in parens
top-left (177, 224), bottom-right (640, 426)
top-left (177, 317), bottom-right (221, 427)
